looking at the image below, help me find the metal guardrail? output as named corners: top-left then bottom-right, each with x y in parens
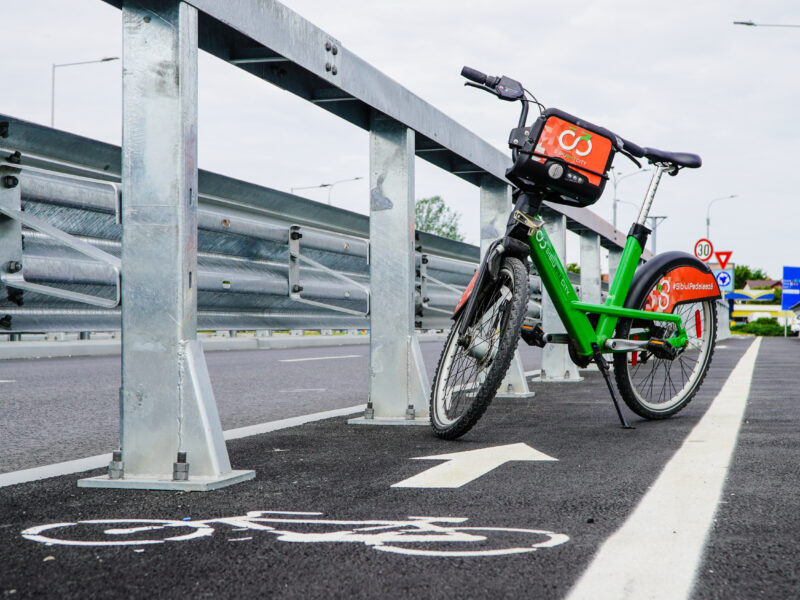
top-left (1, 0), bottom-right (639, 491)
top-left (96, 0), bottom-right (644, 254)
top-left (0, 117), bottom-right (529, 333)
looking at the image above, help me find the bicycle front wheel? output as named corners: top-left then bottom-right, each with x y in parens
top-left (613, 294), bottom-right (717, 420)
top-left (430, 257), bottom-right (528, 439)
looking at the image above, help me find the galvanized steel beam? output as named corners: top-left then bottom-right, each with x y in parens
top-left (478, 175), bottom-right (534, 399)
top-left (580, 233), bottom-right (602, 305)
top-left (539, 214), bottom-right (582, 383)
top-left (97, 0), bottom-right (648, 254)
top-left (350, 112), bottom-right (428, 425)
top-left (80, 0), bottom-right (253, 491)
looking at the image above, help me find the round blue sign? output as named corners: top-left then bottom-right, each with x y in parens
top-left (716, 271), bottom-right (731, 288)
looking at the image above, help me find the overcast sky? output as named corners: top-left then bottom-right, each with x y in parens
top-left (2, 0), bottom-right (799, 278)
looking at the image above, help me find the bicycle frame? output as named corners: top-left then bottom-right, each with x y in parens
top-left (522, 165), bottom-right (686, 360)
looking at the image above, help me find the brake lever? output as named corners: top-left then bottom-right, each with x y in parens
top-left (464, 81), bottom-right (497, 95)
top-left (619, 149), bottom-right (642, 169)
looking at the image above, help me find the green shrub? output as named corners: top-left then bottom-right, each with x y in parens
top-left (730, 317), bottom-right (785, 336)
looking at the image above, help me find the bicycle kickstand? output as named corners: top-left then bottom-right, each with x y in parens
top-left (591, 343), bottom-right (633, 429)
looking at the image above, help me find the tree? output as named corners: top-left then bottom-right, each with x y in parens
top-left (734, 265), bottom-right (769, 290)
top-left (415, 196), bottom-right (464, 242)
top-left (566, 263), bottom-right (581, 274)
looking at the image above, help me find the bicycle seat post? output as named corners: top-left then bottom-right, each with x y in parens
top-left (635, 164), bottom-right (669, 226)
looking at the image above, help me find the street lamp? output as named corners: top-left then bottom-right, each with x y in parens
top-left (291, 176), bottom-right (364, 205)
top-left (646, 215), bottom-right (668, 254)
top-left (51, 57), bottom-right (120, 127)
top-left (609, 166), bottom-right (649, 229)
top-left (734, 20), bottom-right (800, 28)
top-left (705, 194), bottom-right (737, 240)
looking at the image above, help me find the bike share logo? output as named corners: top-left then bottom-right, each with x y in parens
top-left (21, 511), bottom-right (569, 558)
top-left (558, 126), bottom-right (593, 157)
top-left (646, 278), bottom-right (671, 312)
top-left (535, 229), bottom-right (570, 294)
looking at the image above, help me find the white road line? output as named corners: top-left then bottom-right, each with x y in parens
top-left (278, 388), bottom-right (326, 393)
top-left (279, 354), bottom-right (361, 363)
top-left (223, 405), bottom-right (364, 440)
top-left (0, 404), bottom-right (366, 489)
top-left (565, 337), bottom-right (762, 600)
top-left (0, 379), bottom-right (16, 383)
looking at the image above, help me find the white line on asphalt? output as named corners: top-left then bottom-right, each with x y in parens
top-left (223, 405), bottom-right (365, 440)
top-left (0, 404), bottom-right (366, 489)
top-left (278, 388), bottom-right (326, 393)
top-left (279, 354), bottom-right (361, 363)
top-left (0, 379), bottom-right (16, 383)
top-left (565, 337), bottom-right (762, 600)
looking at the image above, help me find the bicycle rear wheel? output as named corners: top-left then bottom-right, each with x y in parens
top-left (430, 257), bottom-right (528, 439)
top-left (613, 294), bottom-right (717, 420)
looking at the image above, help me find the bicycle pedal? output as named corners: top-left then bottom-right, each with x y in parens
top-left (645, 338), bottom-right (678, 360)
top-left (521, 322), bottom-right (547, 348)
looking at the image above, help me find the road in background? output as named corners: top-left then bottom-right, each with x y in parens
top-left (0, 340), bottom-right (542, 473)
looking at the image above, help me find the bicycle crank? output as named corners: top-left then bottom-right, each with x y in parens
top-left (605, 337), bottom-right (679, 360)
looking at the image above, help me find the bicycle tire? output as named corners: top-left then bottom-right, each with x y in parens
top-left (613, 291), bottom-right (717, 420)
top-left (430, 257), bottom-right (528, 439)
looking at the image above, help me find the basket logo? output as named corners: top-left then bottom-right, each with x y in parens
top-left (534, 116), bottom-right (612, 186)
top-left (558, 127), bottom-right (592, 157)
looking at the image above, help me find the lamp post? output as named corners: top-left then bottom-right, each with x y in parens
top-left (646, 215), bottom-right (668, 254)
top-left (705, 194), bottom-right (737, 239)
top-left (51, 57), bottom-right (119, 128)
top-left (609, 167), bottom-right (649, 229)
top-left (291, 176), bottom-right (363, 205)
top-left (734, 20), bottom-right (800, 28)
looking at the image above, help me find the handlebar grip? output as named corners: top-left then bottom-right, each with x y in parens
top-left (461, 66), bottom-right (488, 85)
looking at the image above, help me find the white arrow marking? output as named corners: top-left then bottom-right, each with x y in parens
top-left (392, 442), bottom-right (557, 489)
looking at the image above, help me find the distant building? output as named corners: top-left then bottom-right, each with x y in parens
top-left (744, 279), bottom-right (782, 290)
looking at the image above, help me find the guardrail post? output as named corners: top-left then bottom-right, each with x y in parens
top-left (580, 233), bottom-right (602, 304)
top-left (608, 247), bottom-right (623, 285)
top-left (80, 0), bottom-right (253, 490)
top-left (540, 214), bottom-right (582, 382)
top-left (480, 175), bottom-right (534, 399)
top-left (350, 112), bottom-right (428, 425)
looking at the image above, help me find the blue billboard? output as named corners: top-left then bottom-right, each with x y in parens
top-left (782, 266), bottom-right (800, 310)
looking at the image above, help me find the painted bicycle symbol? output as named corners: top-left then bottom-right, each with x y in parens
top-left (22, 511), bottom-right (569, 558)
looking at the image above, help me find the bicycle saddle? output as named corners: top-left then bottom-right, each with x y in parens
top-left (642, 147), bottom-right (702, 169)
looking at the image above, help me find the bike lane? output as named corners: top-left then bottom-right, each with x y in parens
top-left (692, 337), bottom-right (800, 599)
top-left (0, 337), bottom-right (754, 599)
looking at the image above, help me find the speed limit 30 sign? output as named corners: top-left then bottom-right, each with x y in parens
top-left (694, 239), bottom-right (713, 262)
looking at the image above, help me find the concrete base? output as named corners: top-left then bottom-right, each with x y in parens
top-left (348, 416), bottom-right (430, 427)
top-left (495, 390), bottom-right (537, 399)
top-left (77, 469), bottom-right (255, 491)
top-left (530, 375), bottom-right (585, 383)
top-left (0, 333), bottom-right (448, 361)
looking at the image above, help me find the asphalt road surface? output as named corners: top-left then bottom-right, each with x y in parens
top-left (0, 340), bottom-right (542, 473)
top-left (1, 336), bottom-right (798, 599)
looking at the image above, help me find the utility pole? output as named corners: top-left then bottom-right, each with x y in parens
top-left (647, 216), bottom-right (667, 254)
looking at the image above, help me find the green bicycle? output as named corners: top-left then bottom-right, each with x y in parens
top-left (430, 66), bottom-right (721, 439)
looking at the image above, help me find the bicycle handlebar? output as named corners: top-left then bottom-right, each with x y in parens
top-left (460, 66), bottom-right (646, 165)
top-left (461, 66), bottom-right (500, 88)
